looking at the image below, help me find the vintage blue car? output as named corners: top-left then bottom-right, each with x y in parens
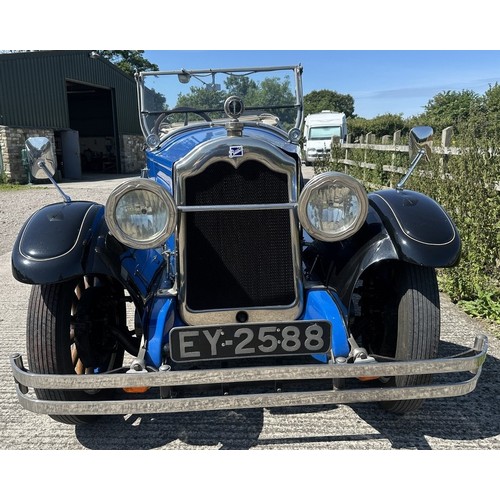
top-left (10, 65), bottom-right (487, 425)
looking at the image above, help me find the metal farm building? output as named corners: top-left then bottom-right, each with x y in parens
top-left (0, 50), bottom-right (145, 182)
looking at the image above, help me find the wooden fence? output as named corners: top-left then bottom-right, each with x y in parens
top-left (328, 127), bottom-right (500, 191)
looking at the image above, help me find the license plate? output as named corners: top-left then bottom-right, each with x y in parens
top-left (169, 321), bottom-right (331, 363)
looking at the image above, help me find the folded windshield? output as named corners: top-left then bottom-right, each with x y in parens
top-left (136, 65), bottom-right (303, 140)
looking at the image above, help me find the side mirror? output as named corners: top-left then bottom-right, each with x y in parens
top-left (25, 137), bottom-right (56, 179)
top-left (397, 126), bottom-right (434, 190)
top-left (409, 126), bottom-right (433, 163)
top-left (25, 137), bottom-right (71, 203)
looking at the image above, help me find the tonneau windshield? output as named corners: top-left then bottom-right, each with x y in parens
top-left (136, 65), bottom-right (304, 143)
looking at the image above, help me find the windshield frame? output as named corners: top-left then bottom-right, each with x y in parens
top-left (135, 65), bottom-right (304, 142)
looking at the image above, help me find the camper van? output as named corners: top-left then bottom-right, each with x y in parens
top-left (303, 110), bottom-right (347, 165)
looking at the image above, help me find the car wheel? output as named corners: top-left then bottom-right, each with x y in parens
top-left (355, 261), bottom-right (440, 414)
top-left (26, 275), bottom-right (127, 425)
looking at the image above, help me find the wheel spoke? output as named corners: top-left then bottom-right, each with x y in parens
top-left (75, 358), bottom-right (85, 375)
top-left (26, 276), bottom-right (127, 424)
top-left (71, 345), bottom-right (79, 367)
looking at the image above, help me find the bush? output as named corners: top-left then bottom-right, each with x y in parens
top-left (318, 125), bottom-right (500, 325)
top-left (407, 122), bottom-right (500, 323)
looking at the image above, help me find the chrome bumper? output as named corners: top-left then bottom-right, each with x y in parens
top-left (10, 335), bottom-right (488, 416)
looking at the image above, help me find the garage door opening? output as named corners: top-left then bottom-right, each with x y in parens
top-left (65, 80), bottom-right (120, 175)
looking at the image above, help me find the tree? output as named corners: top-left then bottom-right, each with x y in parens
top-left (420, 89), bottom-right (481, 133)
top-left (98, 50), bottom-right (159, 76)
top-left (175, 74), bottom-right (297, 129)
top-left (176, 85), bottom-right (226, 112)
top-left (304, 89), bottom-right (355, 118)
top-left (348, 113), bottom-right (407, 138)
top-left (483, 83), bottom-right (500, 114)
top-left (246, 76), bottom-right (296, 128)
top-left (225, 75), bottom-right (258, 99)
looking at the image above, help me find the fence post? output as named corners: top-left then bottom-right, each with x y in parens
top-left (389, 130), bottom-right (402, 188)
top-left (441, 126), bottom-right (453, 175)
top-left (363, 133), bottom-right (375, 182)
top-left (344, 134), bottom-right (351, 174)
top-left (442, 126), bottom-right (453, 148)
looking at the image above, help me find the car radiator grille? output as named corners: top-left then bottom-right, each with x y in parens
top-left (184, 160), bottom-right (296, 311)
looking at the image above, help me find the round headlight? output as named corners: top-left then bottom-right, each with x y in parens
top-left (298, 172), bottom-right (368, 242)
top-left (105, 179), bottom-right (176, 249)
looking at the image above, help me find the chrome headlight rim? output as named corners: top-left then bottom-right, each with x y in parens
top-left (298, 172), bottom-right (368, 242)
top-left (105, 179), bottom-right (176, 250)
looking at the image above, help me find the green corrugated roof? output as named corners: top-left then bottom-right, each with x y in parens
top-left (0, 51), bottom-right (140, 134)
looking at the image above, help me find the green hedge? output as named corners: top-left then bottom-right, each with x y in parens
top-left (317, 132), bottom-right (500, 324)
top-left (407, 129), bottom-right (500, 323)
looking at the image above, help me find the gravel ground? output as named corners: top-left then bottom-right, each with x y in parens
top-left (0, 176), bottom-right (131, 255)
top-left (0, 174), bottom-right (499, 452)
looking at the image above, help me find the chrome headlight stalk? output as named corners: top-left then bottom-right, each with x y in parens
top-left (298, 172), bottom-right (368, 242)
top-left (105, 179), bottom-right (177, 249)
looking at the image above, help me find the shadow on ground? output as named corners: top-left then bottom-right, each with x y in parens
top-left (75, 341), bottom-right (499, 450)
top-left (76, 408), bottom-right (264, 450)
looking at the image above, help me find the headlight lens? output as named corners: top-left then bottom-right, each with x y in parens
top-left (298, 172), bottom-right (368, 242)
top-left (105, 179), bottom-right (176, 249)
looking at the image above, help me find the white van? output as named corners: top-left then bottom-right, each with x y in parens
top-left (303, 110), bottom-right (347, 165)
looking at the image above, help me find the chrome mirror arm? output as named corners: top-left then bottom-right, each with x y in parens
top-left (396, 148), bottom-right (426, 191)
top-left (37, 160), bottom-right (72, 204)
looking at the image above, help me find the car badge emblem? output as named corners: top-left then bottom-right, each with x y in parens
top-left (229, 145), bottom-right (244, 158)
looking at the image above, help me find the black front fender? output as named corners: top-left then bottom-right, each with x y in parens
top-left (11, 201), bottom-right (105, 284)
top-left (369, 189), bottom-right (461, 268)
top-left (307, 189), bottom-right (461, 313)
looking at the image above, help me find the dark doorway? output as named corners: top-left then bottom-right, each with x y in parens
top-left (66, 80), bottom-right (120, 174)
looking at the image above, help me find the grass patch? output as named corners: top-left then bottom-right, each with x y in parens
top-left (0, 182), bottom-right (29, 191)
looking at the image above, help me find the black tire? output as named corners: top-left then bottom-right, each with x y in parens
top-left (355, 261), bottom-right (440, 414)
top-left (27, 275), bottom-right (127, 425)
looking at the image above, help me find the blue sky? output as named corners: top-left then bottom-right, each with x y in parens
top-left (3, 3), bottom-right (499, 120)
top-left (144, 50), bottom-right (500, 119)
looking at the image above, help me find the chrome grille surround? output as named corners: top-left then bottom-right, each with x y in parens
top-left (175, 135), bottom-right (302, 326)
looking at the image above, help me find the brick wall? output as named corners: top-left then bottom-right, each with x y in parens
top-left (0, 126), bottom-right (54, 183)
top-left (120, 134), bottom-right (145, 174)
top-left (1, 127), bottom-right (144, 181)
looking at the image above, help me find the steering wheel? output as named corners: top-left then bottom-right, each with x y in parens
top-left (153, 107), bottom-right (212, 135)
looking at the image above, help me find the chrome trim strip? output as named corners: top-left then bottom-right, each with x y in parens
top-left (11, 335), bottom-right (487, 415)
top-left (140, 66), bottom-right (301, 78)
top-left (178, 203), bottom-right (297, 212)
top-left (13, 375), bottom-right (483, 415)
